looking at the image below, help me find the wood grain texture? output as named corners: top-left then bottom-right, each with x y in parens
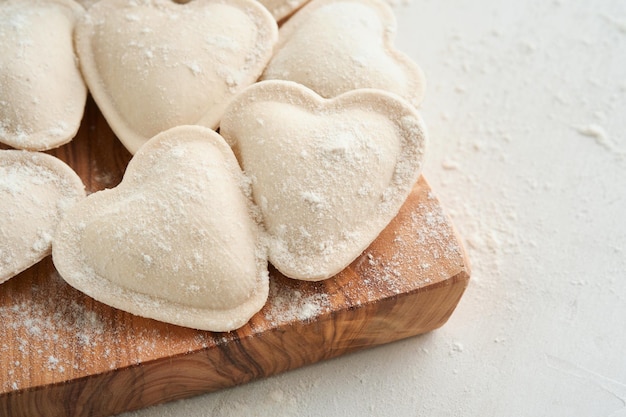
top-left (0, 97), bottom-right (470, 417)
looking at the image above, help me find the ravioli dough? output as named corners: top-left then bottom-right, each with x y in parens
top-left (220, 81), bottom-right (427, 280)
top-left (258, 0), bottom-right (310, 21)
top-left (0, 150), bottom-right (85, 284)
top-left (75, 0), bottom-right (278, 154)
top-left (261, 0), bottom-right (426, 108)
top-left (52, 126), bottom-right (269, 332)
top-left (0, 0), bottom-right (87, 150)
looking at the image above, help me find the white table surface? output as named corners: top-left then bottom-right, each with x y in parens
top-left (123, 0), bottom-right (626, 415)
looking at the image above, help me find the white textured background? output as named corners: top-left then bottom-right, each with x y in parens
top-left (125, 0), bottom-right (626, 415)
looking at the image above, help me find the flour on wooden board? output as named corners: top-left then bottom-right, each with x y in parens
top-left (0, 270), bottom-right (213, 392)
top-left (262, 279), bottom-right (331, 325)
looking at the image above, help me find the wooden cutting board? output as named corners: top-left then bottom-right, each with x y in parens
top-left (0, 98), bottom-right (470, 417)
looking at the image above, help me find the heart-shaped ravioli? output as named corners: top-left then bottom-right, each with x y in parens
top-left (75, 0), bottom-right (278, 154)
top-left (261, 0), bottom-right (425, 107)
top-left (220, 81), bottom-right (427, 280)
top-left (52, 126), bottom-right (269, 331)
top-left (0, 150), bottom-right (85, 284)
top-left (0, 0), bottom-right (87, 151)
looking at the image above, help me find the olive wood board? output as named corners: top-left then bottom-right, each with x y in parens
top-left (0, 98), bottom-right (471, 417)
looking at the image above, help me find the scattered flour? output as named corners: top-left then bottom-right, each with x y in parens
top-left (0, 269), bottom-right (212, 393)
top-left (574, 124), bottom-right (623, 156)
top-left (263, 279), bottom-right (331, 325)
top-left (441, 158), bottom-right (460, 170)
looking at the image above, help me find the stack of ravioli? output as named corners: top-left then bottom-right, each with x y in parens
top-left (0, 0), bottom-right (428, 331)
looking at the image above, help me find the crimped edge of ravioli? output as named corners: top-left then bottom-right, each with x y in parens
top-left (0, 150), bottom-right (86, 284)
top-left (74, 0), bottom-right (278, 155)
top-left (220, 80), bottom-right (427, 281)
top-left (52, 126), bottom-right (269, 332)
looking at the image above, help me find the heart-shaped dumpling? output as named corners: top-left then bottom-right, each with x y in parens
top-left (0, 150), bottom-right (85, 284)
top-left (261, 0), bottom-right (425, 107)
top-left (75, 0), bottom-right (278, 154)
top-left (52, 126), bottom-right (269, 331)
top-left (0, 0), bottom-right (87, 151)
top-left (220, 81), bottom-right (427, 280)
